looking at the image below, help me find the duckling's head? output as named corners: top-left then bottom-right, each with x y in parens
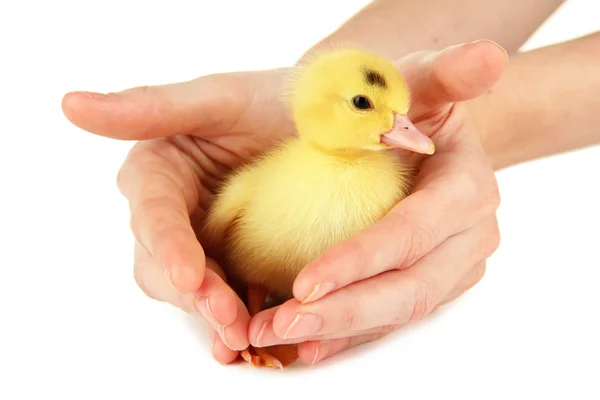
top-left (289, 47), bottom-right (434, 155)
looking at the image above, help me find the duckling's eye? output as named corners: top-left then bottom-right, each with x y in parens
top-left (352, 96), bottom-right (373, 111)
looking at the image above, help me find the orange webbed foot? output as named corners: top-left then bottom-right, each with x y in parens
top-left (240, 284), bottom-right (299, 370)
top-left (241, 344), bottom-right (299, 370)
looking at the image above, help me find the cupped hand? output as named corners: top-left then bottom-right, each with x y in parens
top-left (247, 40), bottom-right (507, 365)
top-left (61, 68), bottom-right (295, 363)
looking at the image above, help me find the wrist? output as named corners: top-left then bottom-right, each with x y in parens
top-left (464, 91), bottom-right (510, 172)
top-left (466, 33), bottom-right (600, 171)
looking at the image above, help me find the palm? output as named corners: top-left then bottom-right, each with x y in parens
top-left (62, 67), bottom-right (301, 363)
top-left (186, 68), bottom-right (294, 161)
top-left (169, 69), bottom-right (295, 213)
top-left (165, 70), bottom-right (296, 252)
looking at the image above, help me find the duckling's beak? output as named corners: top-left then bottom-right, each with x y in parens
top-left (380, 114), bottom-right (435, 155)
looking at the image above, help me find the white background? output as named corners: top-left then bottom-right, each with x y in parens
top-left (1, 1), bottom-right (599, 399)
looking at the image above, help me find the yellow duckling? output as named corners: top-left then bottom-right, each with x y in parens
top-left (202, 47), bottom-right (435, 369)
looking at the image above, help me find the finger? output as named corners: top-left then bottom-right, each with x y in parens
top-left (211, 332), bottom-right (240, 365)
top-left (119, 141), bottom-right (205, 293)
top-left (215, 295), bottom-right (252, 351)
top-left (251, 260), bottom-right (489, 347)
top-left (278, 218), bottom-right (500, 341)
top-left (134, 241), bottom-right (228, 321)
top-left (197, 258), bottom-right (251, 351)
top-left (248, 304), bottom-right (389, 347)
top-left (440, 261), bottom-right (487, 306)
top-left (247, 306), bottom-right (280, 347)
top-left (264, 264), bottom-right (486, 364)
top-left (398, 40), bottom-right (507, 115)
top-left (61, 72), bottom-right (254, 140)
top-left (134, 241), bottom-right (250, 351)
top-left (249, 313), bottom-right (397, 347)
top-left (251, 261), bottom-right (487, 347)
top-left (293, 148), bottom-right (500, 303)
top-left (297, 333), bottom-right (388, 365)
top-left (61, 68), bottom-right (292, 141)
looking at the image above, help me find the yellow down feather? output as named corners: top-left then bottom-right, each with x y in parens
top-left (203, 47), bottom-right (416, 301)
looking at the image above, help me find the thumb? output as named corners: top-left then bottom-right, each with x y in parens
top-left (399, 40), bottom-right (508, 112)
top-left (61, 73), bottom-right (253, 140)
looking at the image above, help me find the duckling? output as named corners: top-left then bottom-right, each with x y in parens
top-left (202, 47), bottom-right (435, 370)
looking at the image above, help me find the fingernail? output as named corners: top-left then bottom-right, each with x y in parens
top-left (310, 345), bottom-right (321, 364)
top-left (218, 325), bottom-right (233, 350)
top-left (302, 281), bottom-right (335, 304)
top-left (72, 91), bottom-right (108, 99)
top-left (165, 269), bottom-right (180, 293)
top-left (195, 296), bottom-right (222, 327)
top-left (282, 313), bottom-right (322, 339)
top-left (436, 42), bottom-right (465, 57)
top-left (255, 321), bottom-right (269, 348)
top-left (437, 40), bottom-right (487, 58)
top-left (471, 39), bottom-right (509, 61)
top-left (217, 326), bottom-right (241, 351)
top-left (426, 143), bottom-right (435, 155)
top-left (311, 342), bottom-right (330, 364)
top-left (210, 332), bottom-right (217, 352)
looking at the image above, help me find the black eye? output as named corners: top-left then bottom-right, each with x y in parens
top-left (352, 95), bottom-right (373, 110)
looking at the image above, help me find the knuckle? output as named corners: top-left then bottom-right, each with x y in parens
top-left (128, 202), bottom-right (148, 239)
top-left (340, 306), bottom-right (360, 331)
top-left (145, 139), bottom-right (182, 165)
top-left (472, 173), bottom-right (501, 217)
top-left (403, 221), bottom-right (436, 267)
top-left (454, 167), bottom-right (501, 218)
top-left (131, 195), bottom-right (166, 222)
top-left (320, 238), bottom-right (370, 283)
top-left (346, 239), bottom-right (371, 280)
top-left (472, 262), bottom-right (487, 285)
top-left (115, 142), bottom-right (173, 201)
top-left (470, 218), bottom-right (501, 263)
top-left (148, 225), bottom-right (184, 261)
top-left (116, 164), bottom-right (128, 196)
top-left (130, 196), bottom-right (182, 240)
top-left (121, 84), bottom-right (152, 95)
top-left (458, 263), bottom-right (487, 297)
top-left (455, 170), bottom-right (480, 200)
top-left (348, 332), bottom-right (386, 349)
top-left (481, 180), bottom-right (501, 214)
top-left (390, 208), bottom-right (436, 268)
top-left (379, 324), bottom-right (400, 333)
top-left (386, 211), bottom-right (413, 267)
top-left (407, 279), bottom-right (442, 323)
top-left (340, 337), bottom-right (353, 351)
top-left (484, 218), bottom-right (501, 257)
top-left (115, 145), bottom-right (144, 197)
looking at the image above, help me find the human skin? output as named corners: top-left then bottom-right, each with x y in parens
top-left (301, 0), bottom-right (565, 60)
top-left (470, 31), bottom-right (600, 171)
top-left (61, 2), bottom-right (600, 365)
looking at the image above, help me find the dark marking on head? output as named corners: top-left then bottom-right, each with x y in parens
top-left (364, 69), bottom-right (387, 89)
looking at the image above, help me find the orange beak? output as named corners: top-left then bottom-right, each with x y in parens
top-left (380, 114), bottom-right (435, 155)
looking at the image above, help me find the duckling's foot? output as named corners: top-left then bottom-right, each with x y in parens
top-left (240, 284), bottom-right (299, 370)
top-left (241, 344), bottom-right (299, 370)
top-left (246, 283), bottom-right (269, 316)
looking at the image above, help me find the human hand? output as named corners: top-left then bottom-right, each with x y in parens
top-left (61, 68), bottom-right (296, 364)
top-left (247, 40), bottom-right (507, 364)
